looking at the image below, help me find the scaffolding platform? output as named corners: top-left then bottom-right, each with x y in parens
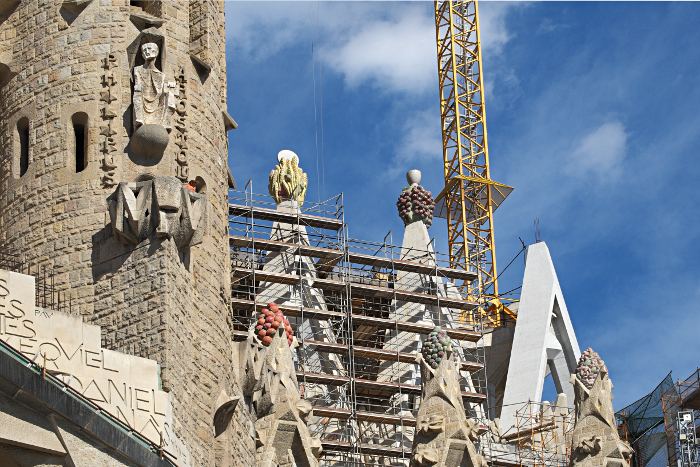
top-left (228, 187), bottom-right (489, 466)
top-left (229, 203), bottom-right (345, 230)
top-left (229, 298), bottom-right (481, 342)
top-left (297, 371), bottom-right (485, 402)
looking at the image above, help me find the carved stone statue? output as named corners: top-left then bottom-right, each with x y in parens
top-left (236, 306), bottom-right (322, 466)
top-left (410, 328), bottom-right (488, 467)
top-left (131, 42), bottom-right (176, 159)
top-left (569, 348), bottom-right (632, 467)
top-left (133, 42), bottom-right (176, 130)
top-left (268, 150), bottom-right (308, 206)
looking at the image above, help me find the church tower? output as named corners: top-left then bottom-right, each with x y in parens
top-left (0, 1), bottom-right (248, 464)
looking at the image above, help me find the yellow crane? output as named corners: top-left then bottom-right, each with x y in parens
top-left (433, 1), bottom-right (516, 327)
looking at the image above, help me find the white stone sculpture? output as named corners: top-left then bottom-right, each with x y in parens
top-left (131, 42), bottom-right (176, 159)
top-left (108, 176), bottom-right (207, 250)
top-left (133, 42), bottom-right (176, 131)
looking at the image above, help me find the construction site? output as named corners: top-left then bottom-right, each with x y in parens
top-left (0, 1), bottom-right (695, 467)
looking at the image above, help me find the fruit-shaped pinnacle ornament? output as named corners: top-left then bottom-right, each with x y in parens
top-left (397, 170), bottom-right (435, 228)
top-left (268, 150), bottom-right (308, 206)
top-left (254, 303), bottom-right (294, 347)
top-left (575, 347), bottom-right (605, 389)
top-left (421, 326), bottom-right (457, 369)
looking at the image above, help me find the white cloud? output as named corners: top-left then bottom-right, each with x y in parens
top-left (323, 10), bottom-right (436, 93)
top-left (394, 109), bottom-right (442, 168)
top-left (225, 2), bottom-right (520, 95)
top-left (478, 2), bottom-right (521, 57)
top-left (226, 2), bottom-right (310, 61)
top-left (565, 121), bottom-right (628, 181)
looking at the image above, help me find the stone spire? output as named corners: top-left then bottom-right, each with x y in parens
top-left (569, 349), bottom-right (632, 467)
top-left (237, 311), bottom-right (323, 466)
top-left (410, 329), bottom-right (487, 467)
top-left (397, 170), bottom-right (435, 228)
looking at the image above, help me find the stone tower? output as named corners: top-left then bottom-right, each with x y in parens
top-left (0, 1), bottom-right (247, 465)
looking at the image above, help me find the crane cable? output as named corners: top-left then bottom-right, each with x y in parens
top-left (310, 1), bottom-right (326, 203)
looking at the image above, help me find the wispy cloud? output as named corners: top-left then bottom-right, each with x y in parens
top-left (226, 2), bottom-right (522, 96)
top-left (323, 9), bottom-right (435, 94)
top-left (385, 109), bottom-right (443, 179)
top-left (564, 121), bottom-right (628, 181)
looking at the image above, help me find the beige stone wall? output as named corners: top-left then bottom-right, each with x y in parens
top-left (0, 1), bottom-right (250, 465)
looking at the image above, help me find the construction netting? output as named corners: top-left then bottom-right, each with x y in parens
top-left (616, 372), bottom-right (677, 467)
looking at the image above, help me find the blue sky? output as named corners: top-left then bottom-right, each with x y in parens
top-left (224, 1), bottom-right (700, 409)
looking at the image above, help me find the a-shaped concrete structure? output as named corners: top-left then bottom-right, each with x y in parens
top-left (497, 242), bottom-right (581, 434)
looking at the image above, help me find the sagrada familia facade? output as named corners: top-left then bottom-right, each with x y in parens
top-left (0, 2), bottom-right (632, 467)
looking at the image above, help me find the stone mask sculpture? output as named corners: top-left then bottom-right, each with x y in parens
top-left (131, 42), bottom-right (176, 159)
top-left (409, 329), bottom-right (488, 467)
top-left (107, 176), bottom-right (207, 251)
top-left (268, 150), bottom-right (308, 206)
top-left (569, 348), bottom-right (632, 467)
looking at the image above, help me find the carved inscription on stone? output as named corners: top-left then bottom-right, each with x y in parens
top-left (174, 67), bottom-right (189, 181)
top-left (0, 270), bottom-right (191, 467)
top-left (100, 51), bottom-right (119, 188)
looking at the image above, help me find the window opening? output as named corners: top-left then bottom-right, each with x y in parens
top-left (18, 117), bottom-right (29, 177)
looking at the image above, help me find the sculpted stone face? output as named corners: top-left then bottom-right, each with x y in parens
top-left (141, 42), bottom-right (158, 61)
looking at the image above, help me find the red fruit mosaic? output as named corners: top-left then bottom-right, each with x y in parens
top-left (254, 303), bottom-right (294, 347)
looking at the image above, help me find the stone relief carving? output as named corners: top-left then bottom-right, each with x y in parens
top-left (268, 150), bottom-right (308, 206)
top-left (410, 331), bottom-right (487, 467)
top-left (107, 176), bottom-right (207, 250)
top-left (236, 309), bottom-right (322, 466)
top-left (131, 42), bottom-right (176, 160)
top-left (569, 348), bottom-right (632, 467)
top-left (100, 51), bottom-right (119, 188)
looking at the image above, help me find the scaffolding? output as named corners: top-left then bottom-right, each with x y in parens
top-left (616, 372), bottom-right (674, 467)
top-left (504, 401), bottom-right (573, 467)
top-left (662, 369), bottom-right (700, 467)
top-left (228, 184), bottom-right (490, 466)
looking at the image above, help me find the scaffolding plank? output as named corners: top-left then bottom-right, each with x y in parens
top-left (229, 204), bottom-right (344, 231)
top-left (230, 267), bottom-right (477, 310)
top-left (298, 371), bottom-right (486, 403)
top-left (348, 281), bottom-right (478, 310)
top-left (312, 406), bottom-right (490, 433)
top-left (229, 298), bottom-right (481, 341)
top-left (302, 339), bottom-right (483, 372)
top-left (229, 235), bottom-right (476, 281)
top-left (320, 439), bottom-right (411, 456)
top-left (347, 251), bottom-right (477, 281)
top-left (312, 406), bottom-right (417, 426)
top-left (229, 235), bottom-right (344, 261)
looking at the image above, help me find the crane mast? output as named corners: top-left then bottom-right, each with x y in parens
top-left (434, 0), bottom-right (514, 326)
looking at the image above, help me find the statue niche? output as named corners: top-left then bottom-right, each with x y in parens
top-left (130, 42), bottom-right (176, 161)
